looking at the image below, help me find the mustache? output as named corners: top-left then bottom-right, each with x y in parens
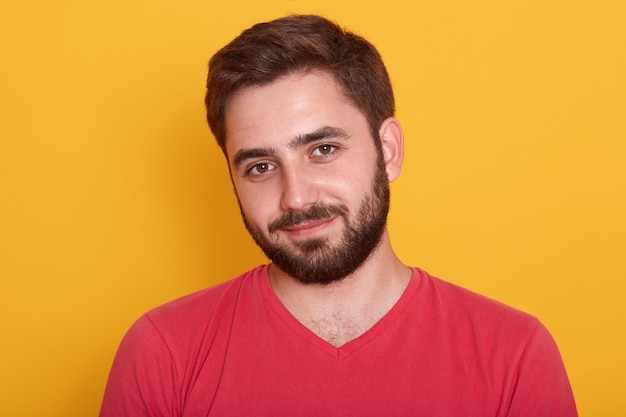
top-left (268, 204), bottom-right (348, 233)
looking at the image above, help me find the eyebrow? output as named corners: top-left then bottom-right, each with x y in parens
top-left (232, 126), bottom-right (351, 168)
top-left (232, 147), bottom-right (276, 168)
top-left (288, 126), bottom-right (351, 149)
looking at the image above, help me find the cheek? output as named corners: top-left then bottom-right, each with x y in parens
top-left (235, 183), bottom-right (277, 225)
top-left (321, 160), bottom-right (378, 198)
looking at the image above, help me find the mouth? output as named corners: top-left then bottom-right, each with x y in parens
top-left (268, 203), bottom-right (348, 238)
top-left (281, 217), bottom-right (335, 238)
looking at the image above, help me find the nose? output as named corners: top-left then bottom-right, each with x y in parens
top-left (280, 165), bottom-right (319, 211)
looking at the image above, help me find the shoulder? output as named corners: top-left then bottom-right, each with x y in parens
top-left (408, 268), bottom-right (577, 415)
top-left (415, 268), bottom-right (538, 324)
top-left (411, 268), bottom-right (565, 375)
top-left (100, 267), bottom-right (269, 416)
top-left (123, 265), bottom-right (267, 349)
top-left (145, 265), bottom-right (266, 328)
top-left (410, 268), bottom-right (546, 349)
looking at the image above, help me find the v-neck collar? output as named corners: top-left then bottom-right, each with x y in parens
top-left (259, 264), bottom-right (422, 359)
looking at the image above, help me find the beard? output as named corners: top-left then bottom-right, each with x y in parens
top-left (240, 153), bottom-right (390, 285)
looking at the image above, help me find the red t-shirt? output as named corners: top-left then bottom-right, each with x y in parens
top-left (100, 265), bottom-right (577, 416)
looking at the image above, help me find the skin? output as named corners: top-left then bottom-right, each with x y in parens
top-left (224, 70), bottom-right (412, 347)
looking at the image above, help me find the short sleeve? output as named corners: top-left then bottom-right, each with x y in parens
top-left (99, 315), bottom-right (180, 417)
top-left (505, 322), bottom-right (577, 416)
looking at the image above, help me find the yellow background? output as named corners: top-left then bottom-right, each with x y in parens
top-left (1, 0), bottom-right (624, 415)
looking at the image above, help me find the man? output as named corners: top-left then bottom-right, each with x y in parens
top-left (100, 15), bottom-right (577, 416)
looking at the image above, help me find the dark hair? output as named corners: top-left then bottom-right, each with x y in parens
top-left (205, 15), bottom-right (395, 155)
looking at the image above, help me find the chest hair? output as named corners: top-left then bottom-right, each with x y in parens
top-left (303, 312), bottom-right (379, 348)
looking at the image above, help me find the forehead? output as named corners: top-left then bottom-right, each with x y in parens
top-left (223, 71), bottom-right (368, 158)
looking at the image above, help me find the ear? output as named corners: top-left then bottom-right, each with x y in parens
top-left (378, 117), bottom-right (405, 183)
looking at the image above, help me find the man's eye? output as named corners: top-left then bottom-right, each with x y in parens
top-left (312, 144), bottom-right (336, 156)
top-left (248, 162), bottom-right (274, 176)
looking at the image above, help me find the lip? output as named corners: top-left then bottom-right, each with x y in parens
top-left (281, 217), bottom-right (335, 237)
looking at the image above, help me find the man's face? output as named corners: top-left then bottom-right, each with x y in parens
top-left (224, 71), bottom-right (390, 285)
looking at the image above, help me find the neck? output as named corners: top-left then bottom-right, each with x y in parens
top-left (268, 231), bottom-right (411, 347)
